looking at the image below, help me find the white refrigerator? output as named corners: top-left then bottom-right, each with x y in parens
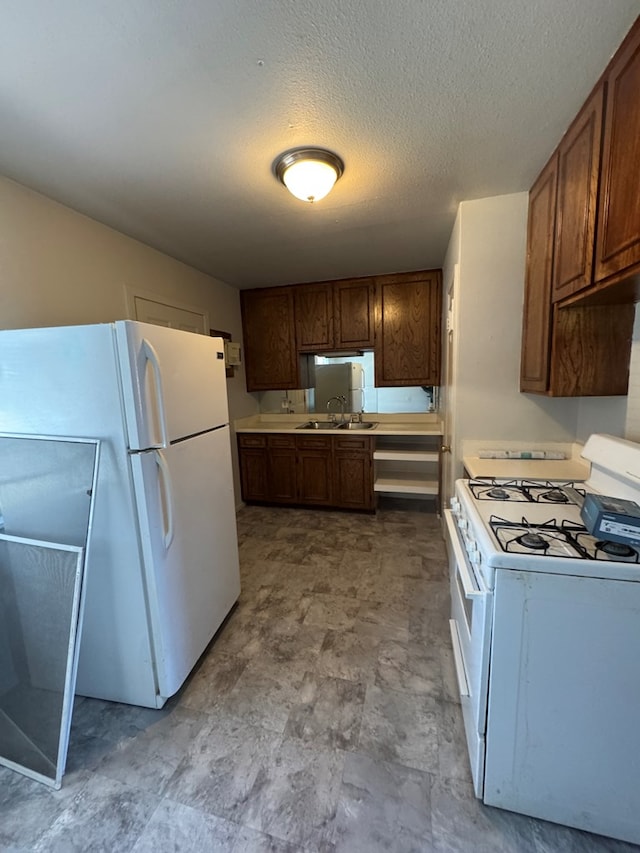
top-left (313, 363), bottom-right (364, 414)
top-left (0, 321), bottom-right (241, 708)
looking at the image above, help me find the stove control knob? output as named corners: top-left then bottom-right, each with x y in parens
top-left (451, 497), bottom-right (460, 513)
top-left (470, 549), bottom-right (481, 568)
top-left (458, 518), bottom-right (468, 531)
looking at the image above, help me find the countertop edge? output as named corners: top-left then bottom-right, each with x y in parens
top-left (236, 425), bottom-right (443, 437)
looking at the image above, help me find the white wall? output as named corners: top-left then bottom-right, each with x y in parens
top-left (443, 193), bottom-right (579, 490)
top-left (0, 176), bottom-right (258, 505)
top-left (441, 191), bottom-right (633, 499)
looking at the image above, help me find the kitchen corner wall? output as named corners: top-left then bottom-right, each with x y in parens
top-left (0, 175), bottom-right (258, 506)
top-left (440, 191), bottom-right (631, 504)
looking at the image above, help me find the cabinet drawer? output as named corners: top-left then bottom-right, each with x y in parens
top-left (238, 434), bottom-right (267, 448)
top-left (268, 434), bottom-right (296, 449)
top-left (296, 435), bottom-right (331, 451)
top-left (334, 436), bottom-right (373, 452)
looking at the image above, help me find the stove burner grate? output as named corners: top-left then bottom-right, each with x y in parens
top-left (489, 515), bottom-right (588, 559)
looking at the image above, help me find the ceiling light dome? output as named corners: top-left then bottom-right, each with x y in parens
top-left (274, 147), bottom-right (344, 203)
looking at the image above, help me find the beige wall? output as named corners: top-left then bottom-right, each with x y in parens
top-left (0, 175), bottom-right (258, 506)
top-left (441, 192), bottom-right (630, 498)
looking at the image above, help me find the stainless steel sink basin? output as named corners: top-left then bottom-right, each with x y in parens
top-left (296, 420), bottom-right (339, 430)
top-left (337, 421), bottom-right (378, 430)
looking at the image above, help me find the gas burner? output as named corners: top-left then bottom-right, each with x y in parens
top-left (539, 488), bottom-right (568, 504)
top-left (517, 531), bottom-right (549, 550)
top-left (596, 540), bottom-right (637, 559)
top-left (487, 487), bottom-right (510, 500)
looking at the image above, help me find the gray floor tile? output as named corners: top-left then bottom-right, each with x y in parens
top-left (94, 706), bottom-right (207, 795)
top-left (242, 738), bottom-right (345, 851)
top-left (232, 824), bottom-right (302, 852)
top-left (316, 628), bottom-right (380, 683)
top-left (130, 798), bottom-right (238, 852)
top-left (375, 639), bottom-right (443, 699)
top-left (163, 712), bottom-right (282, 822)
top-left (220, 657), bottom-right (307, 733)
top-left (284, 672), bottom-right (365, 749)
top-left (0, 766), bottom-right (91, 849)
top-left (32, 774), bottom-right (160, 853)
top-left (178, 650), bottom-right (249, 713)
top-left (358, 684), bottom-right (439, 774)
top-left (334, 751), bottom-right (434, 852)
top-left (303, 593), bottom-right (361, 631)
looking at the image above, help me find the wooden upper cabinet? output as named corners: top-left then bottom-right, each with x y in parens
top-left (520, 156), bottom-right (558, 393)
top-left (294, 283), bottom-right (334, 352)
top-left (521, 153), bottom-right (634, 396)
top-left (375, 270), bottom-right (442, 387)
top-left (595, 18), bottom-right (640, 284)
top-left (294, 277), bottom-right (375, 352)
top-left (552, 86), bottom-right (604, 302)
top-left (333, 278), bottom-right (375, 348)
top-left (241, 286), bottom-right (310, 391)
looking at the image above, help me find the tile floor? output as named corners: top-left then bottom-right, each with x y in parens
top-left (2, 501), bottom-right (639, 852)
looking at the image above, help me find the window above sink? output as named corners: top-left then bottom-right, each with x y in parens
top-left (256, 351), bottom-right (438, 416)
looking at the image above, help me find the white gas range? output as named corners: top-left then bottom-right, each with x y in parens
top-left (443, 434), bottom-right (640, 846)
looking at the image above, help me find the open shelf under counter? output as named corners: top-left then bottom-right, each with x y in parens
top-left (373, 434), bottom-right (441, 500)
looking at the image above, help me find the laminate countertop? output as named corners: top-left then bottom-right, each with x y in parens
top-left (463, 457), bottom-right (590, 481)
top-left (235, 415), bottom-right (443, 437)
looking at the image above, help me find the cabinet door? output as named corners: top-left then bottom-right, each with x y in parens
top-left (334, 279), bottom-right (375, 349)
top-left (520, 156), bottom-right (558, 393)
top-left (552, 86), bottom-right (604, 302)
top-left (375, 271), bottom-right (442, 386)
top-left (595, 19), bottom-right (640, 284)
top-left (241, 287), bottom-right (300, 391)
top-left (238, 447), bottom-right (268, 501)
top-left (266, 435), bottom-right (297, 503)
top-left (296, 436), bottom-right (332, 505)
top-left (294, 283), bottom-right (334, 352)
top-left (334, 437), bottom-right (373, 510)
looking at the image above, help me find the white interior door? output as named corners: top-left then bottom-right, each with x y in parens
top-left (131, 426), bottom-right (241, 699)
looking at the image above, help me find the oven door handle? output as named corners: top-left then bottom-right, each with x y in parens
top-left (444, 509), bottom-right (483, 598)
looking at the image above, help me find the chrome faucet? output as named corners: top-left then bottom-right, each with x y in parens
top-left (326, 394), bottom-right (347, 424)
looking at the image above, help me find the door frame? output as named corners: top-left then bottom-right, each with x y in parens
top-left (123, 285), bottom-right (209, 333)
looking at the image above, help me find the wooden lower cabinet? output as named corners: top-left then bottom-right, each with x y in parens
top-left (238, 433), bottom-right (373, 510)
top-left (266, 435), bottom-right (297, 503)
top-left (238, 435), bottom-right (269, 501)
top-left (334, 436), bottom-right (374, 510)
top-left (297, 447), bottom-right (333, 505)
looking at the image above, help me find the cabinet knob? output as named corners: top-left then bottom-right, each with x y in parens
top-left (440, 444), bottom-right (451, 453)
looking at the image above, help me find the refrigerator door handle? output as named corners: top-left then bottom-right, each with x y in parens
top-left (155, 449), bottom-right (175, 549)
top-left (142, 338), bottom-right (169, 449)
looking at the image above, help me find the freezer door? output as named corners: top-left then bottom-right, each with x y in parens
top-left (130, 426), bottom-right (241, 699)
top-left (115, 321), bottom-right (229, 449)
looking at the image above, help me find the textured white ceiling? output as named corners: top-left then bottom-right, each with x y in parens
top-left (1, 2), bottom-right (638, 288)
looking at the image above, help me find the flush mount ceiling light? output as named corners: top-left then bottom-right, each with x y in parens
top-left (274, 147), bottom-right (344, 203)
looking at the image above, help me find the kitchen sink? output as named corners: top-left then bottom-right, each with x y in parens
top-left (337, 421), bottom-right (378, 430)
top-left (296, 420), bottom-right (339, 430)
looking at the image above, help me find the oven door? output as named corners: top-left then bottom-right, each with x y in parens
top-left (444, 508), bottom-right (493, 798)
